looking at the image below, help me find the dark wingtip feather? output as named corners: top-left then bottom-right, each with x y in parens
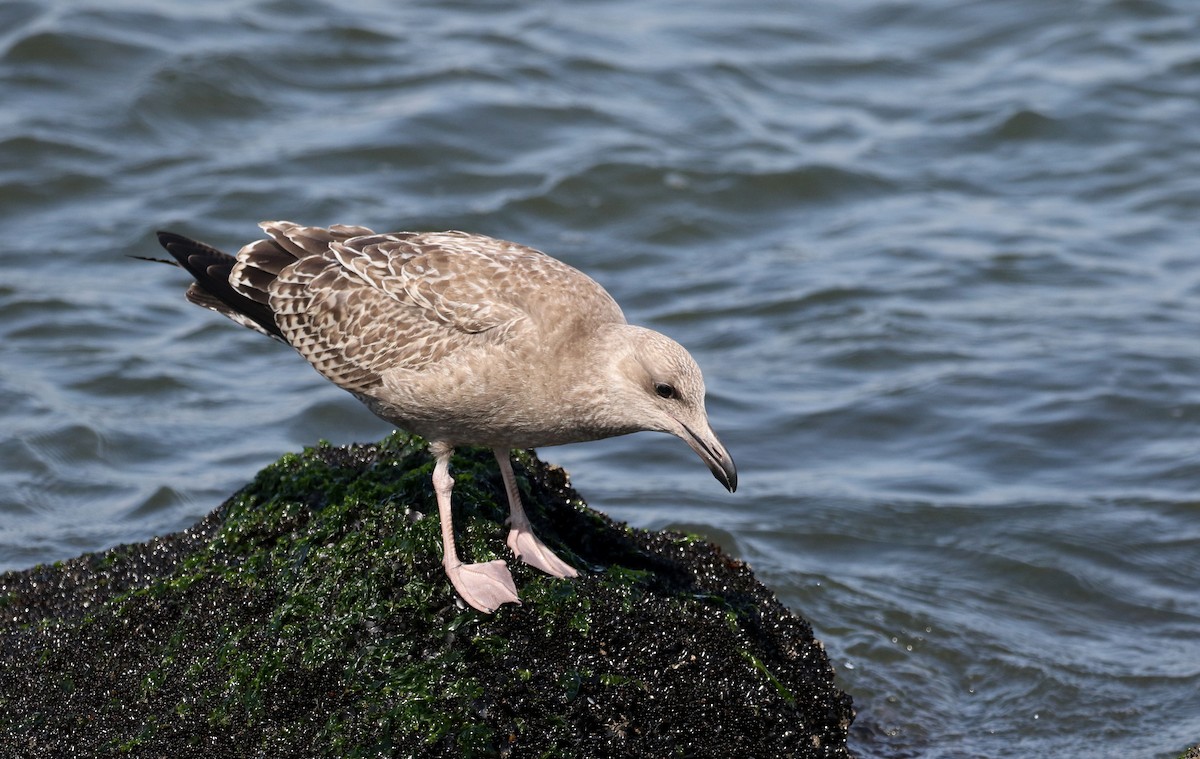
top-left (156, 230), bottom-right (229, 267)
top-left (151, 229), bottom-right (285, 340)
top-left (156, 230), bottom-right (188, 246)
top-left (128, 254), bottom-right (179, 265)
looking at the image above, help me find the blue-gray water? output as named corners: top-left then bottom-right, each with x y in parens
top-left (2, 1), bottom-right (1199, 756)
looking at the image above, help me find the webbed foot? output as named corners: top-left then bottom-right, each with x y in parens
top-left (507, 527), bottom-right (578, 578)
top-left (444, 559), bottom-right (521, 613)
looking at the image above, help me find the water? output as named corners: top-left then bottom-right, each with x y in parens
top-left (2, 0), bottom-right (1199, 755)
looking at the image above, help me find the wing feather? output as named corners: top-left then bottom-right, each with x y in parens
top-left (182, 220), bottom-right (627, 396)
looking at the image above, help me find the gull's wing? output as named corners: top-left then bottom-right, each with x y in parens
top-left (224, 221), bottom-right (624, 395)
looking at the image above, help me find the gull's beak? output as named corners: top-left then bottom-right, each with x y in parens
top-left (679, 421), bottom-right (737, 493)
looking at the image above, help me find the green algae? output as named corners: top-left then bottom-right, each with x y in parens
top-left (118, 434), bottom-right (519, 756)
top-left (0, 432), bottom-right (854, 758)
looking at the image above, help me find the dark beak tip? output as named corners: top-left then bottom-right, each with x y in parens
top-left (712, 462), bottom-right (737, 493)
top-left (680, 423), bottom-right (737, 494)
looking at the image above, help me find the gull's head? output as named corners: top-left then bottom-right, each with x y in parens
top-left (609, 326), bottom-right (737, 492)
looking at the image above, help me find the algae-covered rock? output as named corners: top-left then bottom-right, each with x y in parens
top-left (0, 433), bottom-right (854, 758)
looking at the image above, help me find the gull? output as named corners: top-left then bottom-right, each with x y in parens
top-left (153, 221), bottom-right (737, 612)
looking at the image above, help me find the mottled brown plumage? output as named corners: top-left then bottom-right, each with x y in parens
top-left (156, 221), bottom-right (736, 612)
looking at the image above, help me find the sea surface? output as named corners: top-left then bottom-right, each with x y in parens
top-left (2, 0), bottom-right (1199, 756)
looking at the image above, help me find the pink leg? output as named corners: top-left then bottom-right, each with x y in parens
top-left (432, 443), bottom-right (520, 612)
top-left (495, 448), bottom-right (578, 579)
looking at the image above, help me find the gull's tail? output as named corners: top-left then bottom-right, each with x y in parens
top-left (153, 231), bottom-right (285, 341)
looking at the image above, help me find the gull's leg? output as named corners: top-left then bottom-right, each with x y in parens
top-left (496, 448), bottom-right (578, 578)
top-left (432, 442), bottom-right (520, 612)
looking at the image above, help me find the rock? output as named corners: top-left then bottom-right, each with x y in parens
top-left (0, 433), bottom-right (854, 758)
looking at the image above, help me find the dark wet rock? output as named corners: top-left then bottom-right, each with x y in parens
top-left (0, 433), bottom-right (854, 758)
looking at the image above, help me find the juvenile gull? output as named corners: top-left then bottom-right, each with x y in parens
top-left (154, 221), bottom-right (737, 612)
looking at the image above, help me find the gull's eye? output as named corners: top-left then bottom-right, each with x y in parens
top-left (654, 382), bottom-right (677, 400)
